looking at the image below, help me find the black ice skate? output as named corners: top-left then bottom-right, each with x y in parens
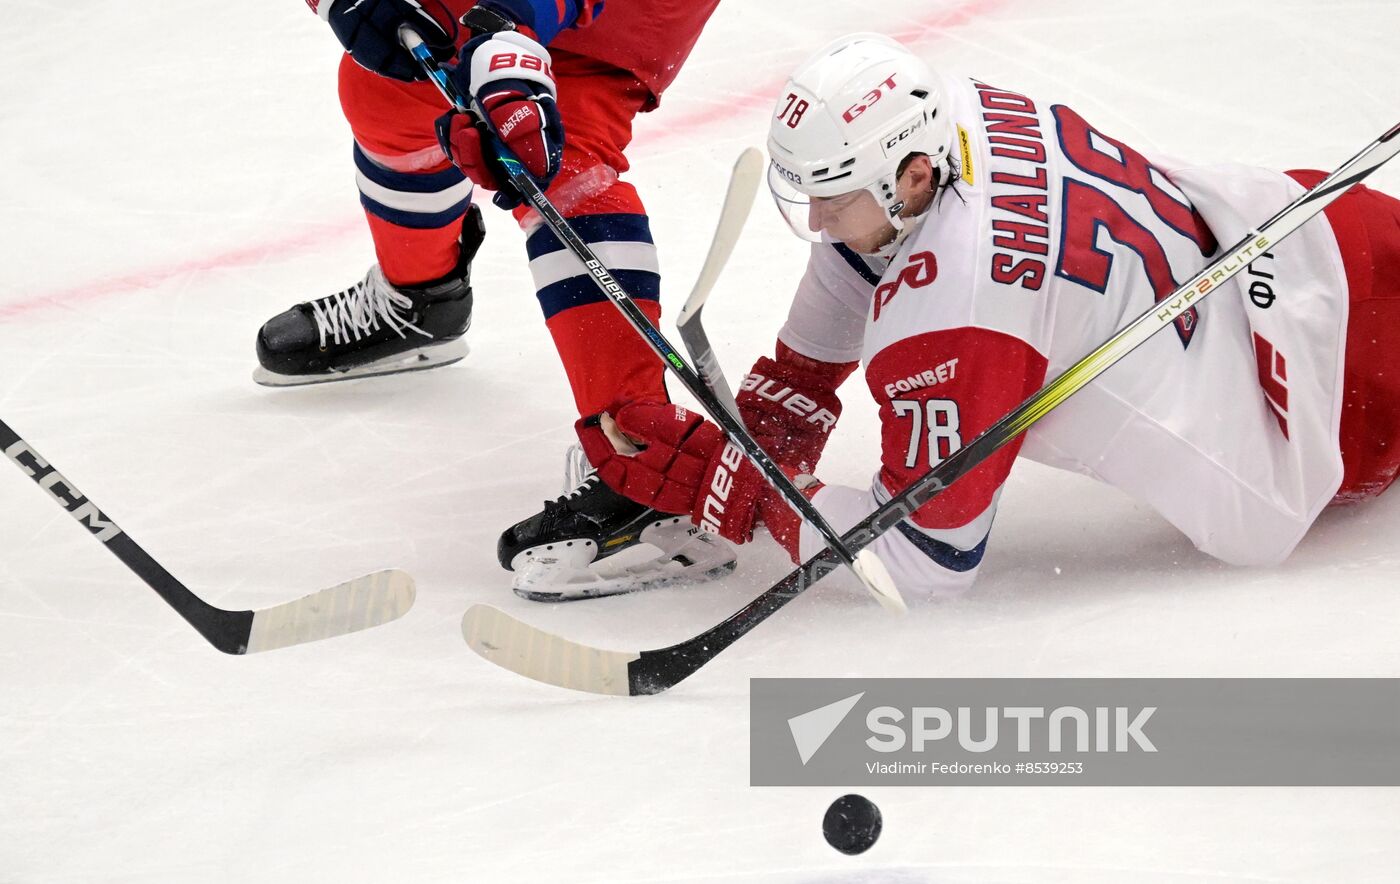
top-left (253, 205), bottom-right (485, 386)
top-left (499, 470), bottom-right (737, 602)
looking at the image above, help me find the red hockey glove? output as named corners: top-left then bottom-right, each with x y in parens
top-left (576, 402), bottom-right (775, 544)
top-left (435, 31), bottom-right (563, 210)
top-left (737, 342), bottom-right (857, 473)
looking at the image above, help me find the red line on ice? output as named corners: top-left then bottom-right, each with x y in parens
top-left (2, 0), bottom-right (1007, 321)
top-left (0, 220), bottom-right (365, 322)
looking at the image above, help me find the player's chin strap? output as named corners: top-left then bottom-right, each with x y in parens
top-left (871, 156), bottom-right (955, 259)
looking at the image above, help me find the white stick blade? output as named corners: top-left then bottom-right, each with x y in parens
top-left (245, 569), bottom-right (416, 653)
top-left (853, 549), bottom-right (907, 615)
top-left (677, 146), bottom-right (764, 327)
top-left (461, 604), bottom-right (640, 696)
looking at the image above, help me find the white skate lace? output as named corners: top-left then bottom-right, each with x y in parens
top-left (310, 266), bottom-right (429, 348)
top-left (540, 473), bottom-right (601, 521)
top-left (561, 444), bottom-right (593, 496)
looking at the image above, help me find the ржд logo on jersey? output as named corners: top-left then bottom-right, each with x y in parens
top-left (873, 251), bottom-right (938, 321)
top-left (1252, 332), bottom-right (1290, 440)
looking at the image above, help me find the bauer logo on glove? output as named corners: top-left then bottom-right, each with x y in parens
top-left (575, 401), bottom-right (816, 547)
top-left (436, 30), bottom-right (566, 209)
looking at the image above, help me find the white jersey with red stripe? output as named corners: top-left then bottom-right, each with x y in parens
top-left (778, 75), bottom-right (1351, 596)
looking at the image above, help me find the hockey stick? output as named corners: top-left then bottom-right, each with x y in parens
top-left (402, 30), bottom-right (903, 612)
top-left (1, 418), bottom-right (415, 654)
top-left (674, 146), bottom-right (767, 421)
top-left (459, 120), bottom-right (1400, 695)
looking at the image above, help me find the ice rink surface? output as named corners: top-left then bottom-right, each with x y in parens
top-left (3, 1), bottom-right (1400, 880)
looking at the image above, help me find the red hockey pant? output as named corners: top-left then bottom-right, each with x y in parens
top-left (337, 48), bottom-right (666, 417)
top-left (1289, 170), bottom-right (1400, 502)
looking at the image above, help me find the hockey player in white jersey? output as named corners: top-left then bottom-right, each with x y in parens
top-left (570, 33), bottom-right (1400, 598)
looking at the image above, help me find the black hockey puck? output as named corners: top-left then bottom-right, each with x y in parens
top-left (822, 793), bottom-right (882, 855)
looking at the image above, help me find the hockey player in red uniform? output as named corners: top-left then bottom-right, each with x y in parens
top-left (256, 0), bottom-right (713, 406)
top-left (254, 0), bottom-right (738, 596)
top-left (570, 32), bottom-right (1400, 597)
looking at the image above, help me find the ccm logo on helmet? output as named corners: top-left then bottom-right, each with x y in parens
top-left (882, 116), bottom-right (925, 152)
top-left (699, 440), bottom-right (746, 535)
top-left (843, 74), bottom-right (899, 123)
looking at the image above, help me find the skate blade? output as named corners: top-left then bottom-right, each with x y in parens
top-left (252, 339), bottom-right (468, 387)
top-left (513, 520), bottom-right (737, 603)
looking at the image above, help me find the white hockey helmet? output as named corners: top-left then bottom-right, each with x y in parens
top-left (767, 33), bottom-right (951, 253)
